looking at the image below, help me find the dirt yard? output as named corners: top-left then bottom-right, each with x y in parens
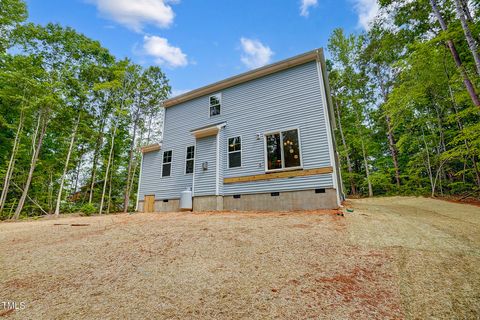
top-left (0, 197), bottom-right (479, 319)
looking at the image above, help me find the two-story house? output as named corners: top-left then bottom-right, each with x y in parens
top-left (136, 48), bottom-right (343, 212)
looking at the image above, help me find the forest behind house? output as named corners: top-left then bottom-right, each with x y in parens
top-left (0, 0), bottom-right (479, 219)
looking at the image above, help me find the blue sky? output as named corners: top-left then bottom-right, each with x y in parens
top-left (24, 0), bottom-right (378, 96)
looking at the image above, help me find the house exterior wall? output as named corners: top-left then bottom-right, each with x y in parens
top-left (193, 135), bottom-right (217, 197)
top-left (138, 60), bottom-right (337, 205)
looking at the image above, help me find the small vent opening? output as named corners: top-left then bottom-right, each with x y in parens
top-left (315, 188), bottom-right (326, 194)
top-left (233, 194), bottom-right (241, 199)
top-left (163, 199), bottom-right (169, 202)
top-left (271, 192), bottom-right (280, 197)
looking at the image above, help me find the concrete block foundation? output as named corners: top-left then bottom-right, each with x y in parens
top-left (138, 188), bottom-right (338, 212)
top-left (193, 196), bottom-right (224, 211)
top-left (137, 199), bottom-right (180, 212)
top-left (223, 188), bottom-right (338, 211)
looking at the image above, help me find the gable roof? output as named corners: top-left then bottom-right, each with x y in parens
top-left (163, 48), bottom-right (325, 108)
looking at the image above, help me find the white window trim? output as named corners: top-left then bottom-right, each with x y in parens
top-left (227, 135), bottom-right (242, 169)
top-left (208, 93), bottom-right (222, 118)
top-left (263, 127), bottom-right (303, 173)
top-left (162, 150), bottom-right (173, 177)
top-left (184, 145), bottom-right (195, 175)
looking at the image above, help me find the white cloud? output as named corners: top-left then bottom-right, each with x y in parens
top-left (300, 0), bottom-right (318, 17)
top-left (143, 35), bottom-right (188, 68)
top-left (240, 38), bottom-right (274, 70)
top-left (89, 0), bottom-right (176, 32)
top-left (353, 0), bottom-right (379, 30)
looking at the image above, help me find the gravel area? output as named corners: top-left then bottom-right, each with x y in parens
top-left (0, 196), bottom-right (478, 319)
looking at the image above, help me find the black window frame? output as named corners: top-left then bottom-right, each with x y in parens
top-left (209, 94), bottom-right (221, 117)
top-left (185, 145), bottom-right (195, 174)
top-left (162, 150), bottom-right (173, 177)
top-left (227, 136), bottom-right (242, 168)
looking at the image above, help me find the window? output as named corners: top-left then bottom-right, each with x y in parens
top-left (185, 146), bottom-right (195, 174)
top-left (162, 150), bottom-right (172, 177)
top-left (265, 129), bottom-right (302, 171)
top-left (209, 94), bottom-right (221, 117)
top-left (228, 136), bottom-right (241, 168)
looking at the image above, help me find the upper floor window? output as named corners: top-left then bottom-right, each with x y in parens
top-left (265, 129), bottom-right (302, 172)
top-left (209, 94), bottom-right (221, 117)
top-left (162, 150), bottom-right (172, 177)
top-left (185, 146), bottom-right (195, 174)
top-left (228, 137), bottom-right (241, 168)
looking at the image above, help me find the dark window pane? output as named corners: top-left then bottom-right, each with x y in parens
top-left (266, 133), bottom-right (282, 170)
top-left (186, 146), bottom-right (194, 159)
top-left (282, 129), bottom-right (301, 168)
top-left (162, 163), bottom-right (171, 177)
top-left (229, 152), bottom-right (241, 168)
top-left (163, 150), bottom-right (172, 163)
top-left (210, 95), bottom-right (220, 106)
top-left (228, 137), bottom-right (241, 152)
top-left (186, 159), bottom-right (194, 174)
top-left (210, 105), bottom-right (220, 116)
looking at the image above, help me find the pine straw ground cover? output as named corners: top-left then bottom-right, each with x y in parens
top-left (0, 196), bottom-right (479, 319)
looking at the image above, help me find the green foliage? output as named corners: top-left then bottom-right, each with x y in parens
top-left (80, 203), bottom-right (96, 216)
top-left (0, 0), bottom-right (27, 52)
top-left (328, 0), bottom-right (480, 198)
top-left (0, 5), bottom-right (170, 218)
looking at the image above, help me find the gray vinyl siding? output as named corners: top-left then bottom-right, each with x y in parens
top-left (218, 129), bottom-right (225, 195)
top-left (138, 151), bottom-right (162, 198)
top-left (193, 135), bottom-right (217, 196)
top-left (139, 60), bottom-right (333, 200)
top-left (221, 61), bottom-right (333, 195)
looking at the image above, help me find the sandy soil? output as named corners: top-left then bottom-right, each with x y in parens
top-left (0, 196), bottom-right (478, 319)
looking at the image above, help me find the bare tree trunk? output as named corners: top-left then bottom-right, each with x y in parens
top-left (99, 124), bottom-right (117, 215)
top-left (123, 108), bottom-right (140, 213)
top-left (54, 113), bottom-right (81, 216)
top-left (13, 114), bottom-right (47, 219)
top-left (377, 74), bottom-right (401, 188)
top-left (48, 171), bottom-right (53, 213)
top-left (333, 98), bottom-right (357, 195)
top-left (146, 112), bottom-right (153, 145)
top-left (385, 115), bottom-right (401, 188)
top-left (128, 130), bottom-right (144, 209)
top-left (107, 155), bottom-right (114, 214)
top-left (460, 0), bottom-right (473, 21)
top-left (360, 137), bottom-right (373, 197)
top-left (454, 0), bottom-right (480, 75)
top-left (443, 56), bottom-right (480, 187)
top-left (459, 0), bottom-right (480, 42)
top-left (433, 102), bottom-right (446, 153)
top-left (11, 181), bottom-right (47, 215)
top-left (8, 198), bottom-right (17, 219)
top-left (429, 0), bottom-right (480, 106)
top-left (0, 109), bottom-right (24, 213)
top-left (128, 155), bottom-right (139, 204)
top-left (421, 129), bottom-right (435, 196)
top-left (88, 117), bottom-right (106, 204)
top-left (74, 148), bottom-right (84, 194)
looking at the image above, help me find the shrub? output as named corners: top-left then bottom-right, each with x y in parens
top-left (80, 203), bottom-right (96, 216)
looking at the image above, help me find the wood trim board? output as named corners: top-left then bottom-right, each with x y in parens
top-left (223, 166), bottom-right (333, 184)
